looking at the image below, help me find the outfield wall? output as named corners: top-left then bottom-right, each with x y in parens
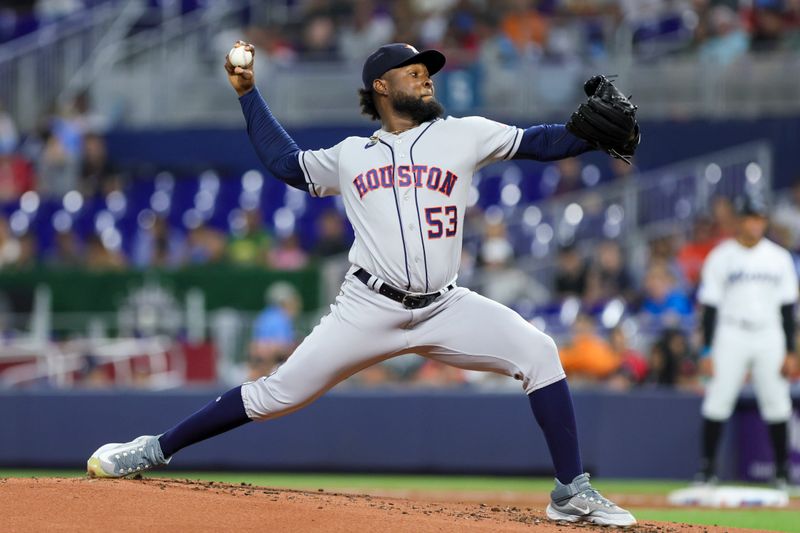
top-left (5, 388), bottom-right (795, 480)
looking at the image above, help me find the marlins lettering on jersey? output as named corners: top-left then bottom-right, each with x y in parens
top-left (725, 270), bottom-right (782, 287)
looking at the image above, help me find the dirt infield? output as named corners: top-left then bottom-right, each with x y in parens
top-left (1, 477), bottom-right (757, 532)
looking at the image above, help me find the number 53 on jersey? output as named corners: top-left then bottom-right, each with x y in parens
top-left (425, 205), bottom-right (457, 239)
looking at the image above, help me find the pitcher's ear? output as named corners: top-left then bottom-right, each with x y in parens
top-left (373, 79), bottom-right (388, 96)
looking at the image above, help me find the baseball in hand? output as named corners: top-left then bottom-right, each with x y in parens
top-left (229, 46), bottom-right (253, 68)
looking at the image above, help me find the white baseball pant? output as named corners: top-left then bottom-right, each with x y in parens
top-left (702, 323), bottom-right (791, 423)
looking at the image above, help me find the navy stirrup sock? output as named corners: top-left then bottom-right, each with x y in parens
top-left (158, 386), bottom-right (251, 457)
top-left (528, 379), bottom-right (583, 485)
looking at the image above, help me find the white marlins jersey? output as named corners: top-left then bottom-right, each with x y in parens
top-left (698, 238), bottom-right (799, 328)
top-left (298, 116), bottom-right (523, 293)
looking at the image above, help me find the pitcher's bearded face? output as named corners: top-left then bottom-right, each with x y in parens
top-left (389, 91), bottom-right (444, 123)
top-left (383, 63), bottom-right (444, 123)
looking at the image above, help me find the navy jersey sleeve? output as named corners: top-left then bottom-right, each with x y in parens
top-left (239, 88), bottom-right (306, 191)
top-left (513, 124), bottom-right (594, 162)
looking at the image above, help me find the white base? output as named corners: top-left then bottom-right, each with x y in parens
top-left (668, 485), bottom-right (789, 508)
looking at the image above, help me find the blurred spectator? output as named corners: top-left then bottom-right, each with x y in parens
top-left (0, 150), bottom-right (35, 201)
top-left (85, 234), bottom-right (126, 271)
top-left (748, 2), bottom-right (787, 53)
top-left (553, 157), bottom-right (583, 197)
top-left (501, 0), bottom-right (548, 57)
top-left (51, 103), bottom-right (84, 157)
top-left (559, 313), bottom-right (621, 383)
top-left (76, 355), bottom-right (113, 389)
top-left (268, 234), bottom-right (309, 270)
top-left (80, 133), bottom-right (116, 196)
top-left (36, 126), bottom-right (79, 199)
top-left (554, 243), bottom-right (587, 299)
top-left (0, 216), bottom-right (21, 268)
top-left (676, 216), bottom-right (719, 287)
top-left (476, 234), bottom-right (549, 307)
top-left (586, 239), bottom-right (635, 303)
top-left (772, 183), bottom-right (800, 250)
top-left (45, 227), bottom-right (83, 268)
top-left (545, 10), bottom-right (585, 60)
top-left (640, 261), bottom-right (693, 321)
top-left (132, 214), bottom-right (187, 269)
top-left (646, 327), bottom-right (697, 387)
top-left (245, 25), bottom-right (297, 68)
top-left (338, 0), bottom-right (395, 63)
top-left (609, 325), bottom-right (649, 386)
top-left (646, 234), bottom-right (686, 287)
top-left (437, 0), bottom-right (481, 67)
top-left (0, 99), bottom-right (19, 155)
top-left (186, 222), bottom-right (226, 264)
top-left (16, 231), bottom-right (37, 268)
top-left (414, 0), bottom-right (453, 48)
top-left (248, 282), bottom-right (301, 381)
top-left (227, 208), bottom-right (272, 266)
top-left (476, 12), bottom-right (520, 69)
top-left (67, 90), bottom-right (109, 134)
top-left (698, 5), bottom-right (750, 65)
top-left (620, 0), bottom-right (694, 58)
top-left (299, 14), bottom-right (339, 61)
top-left (313, 208), bottom-right (351, 257)
top-left (710, 195), bottom-right (737, 239)
top-left (345, 362), bottom-right (395, 388)
top-left (411, 359), bottom-right (467, 388)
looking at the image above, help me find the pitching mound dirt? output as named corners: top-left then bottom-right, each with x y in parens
top-left (1, 477), bottom-right (755, 532)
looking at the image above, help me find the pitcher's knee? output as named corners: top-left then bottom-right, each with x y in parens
top-left (241, 376), bottom-right (310, 421)
top-left (516, 332), bottom-right (565, 393)
top-left (519, 332), bottom-right (560, 367)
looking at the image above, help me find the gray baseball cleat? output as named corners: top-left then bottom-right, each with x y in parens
top-left (546, 473), bottom-right (637, 527)
top-left (87, 435), bottom-right (171, 478)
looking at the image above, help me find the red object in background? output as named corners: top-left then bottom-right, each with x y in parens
top-left (677, 239), bottom-right (718, 286)
top-left (179, 341), bottom-right (217, 383)
top-left (0, 153), bottom-right (35, 201)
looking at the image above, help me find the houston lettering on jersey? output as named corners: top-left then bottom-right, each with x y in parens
top-left (353, 165), bottom-right (459, 199)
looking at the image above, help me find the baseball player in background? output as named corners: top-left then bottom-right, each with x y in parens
top-left (87, 41), bottom-right (638, 526)
top-left (696, 194), bottom-right (799, 488)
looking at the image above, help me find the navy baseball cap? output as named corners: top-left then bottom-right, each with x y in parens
top-left (362, 43), bottom-right (446, 90)
top-left (735, 193), bottom-right (769, 217)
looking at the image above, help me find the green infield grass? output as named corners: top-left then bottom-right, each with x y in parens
top-left (2, 470), bottom-right (798, 532)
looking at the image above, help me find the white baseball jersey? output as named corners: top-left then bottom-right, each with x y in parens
top-left (699, 238), bottom-right (799, 422)
top-left (297, 116), bottom-right (523, 293)
top-left (698, 238), bottom-right (799, 328)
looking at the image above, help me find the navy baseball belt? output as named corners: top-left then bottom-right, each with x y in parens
top-left (353, 268), bottom-right (455, 309)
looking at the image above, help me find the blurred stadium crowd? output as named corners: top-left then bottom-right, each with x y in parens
top-left (5, 0), bottom-right (800, 63)
top-left (0, 0), bottom-right (798, 393)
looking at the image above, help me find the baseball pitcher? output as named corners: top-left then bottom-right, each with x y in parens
top-left (87, 42), bottom-right (640, 526)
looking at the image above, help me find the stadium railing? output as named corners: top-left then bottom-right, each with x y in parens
top-left (3, 1), bottom-right (800, 128)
